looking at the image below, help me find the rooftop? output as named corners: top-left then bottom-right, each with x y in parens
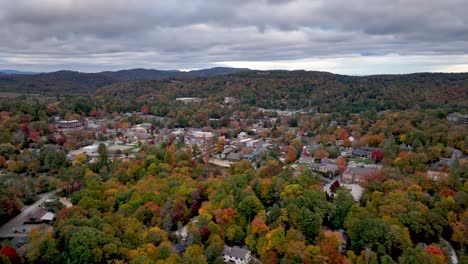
top-left (222, 245), bottom-right (250, 259)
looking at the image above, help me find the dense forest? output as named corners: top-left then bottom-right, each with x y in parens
top-left (97, 71), bottom-right (468, 114)
top-left (0, 71), bottom-right (466, 264)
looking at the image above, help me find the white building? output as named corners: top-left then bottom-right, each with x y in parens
top-left (175, 97), bottom-right (206, 103)
top-left (56, 120), bottom-right (83, 129)
top-left (222, 245), bottom-right (251, 264)
top-left (185, 130), bottom-right (215, 150)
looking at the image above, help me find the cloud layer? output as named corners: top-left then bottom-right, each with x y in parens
top-left (1, 0), bottom-right (467, 73)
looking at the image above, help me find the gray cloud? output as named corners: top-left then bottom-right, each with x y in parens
top-left (0, 0), bottom-right (467, 73)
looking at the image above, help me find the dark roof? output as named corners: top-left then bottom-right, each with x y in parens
top-left (352, 148), bottom-right (371, 157)
top-left (321, 158), bottom-right (335, 165)
top-left (173, 243), bottom-right (186, 253)
top-left (222, 245), bottom-right (250, 259)
top-left (28, 208), bottom-right (48, 220)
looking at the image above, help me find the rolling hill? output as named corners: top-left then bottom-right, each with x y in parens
top-left (0, 67), bottom-right (250, 94)
top-left (96, 70), bottom-right (468, 114)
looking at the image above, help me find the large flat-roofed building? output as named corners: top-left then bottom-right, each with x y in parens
top-left (56, 120), bottom-right (83, 129)
top-left (342, 167), bottom-right (378, 184)
top-left (185, 130), bottom-right (215, 150)
top-left (175, 97), bottom-right (207, 103)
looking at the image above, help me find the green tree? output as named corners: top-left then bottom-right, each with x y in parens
top-left (237, 195), bottom-right (263, 222)
top-left (181, 245), bottom-right (207, 264)
top-left (97, 143), bottom-right (109, 169)
top-left (330, 189), bottom-right (355, 229)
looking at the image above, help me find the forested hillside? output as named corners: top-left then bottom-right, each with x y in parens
top-left (97, 71), bottom-right (468, 114)
top-left (0, 68), bottom-right (249, 94)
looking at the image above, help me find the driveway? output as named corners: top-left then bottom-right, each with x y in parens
top-left (0, 190), bottom-right (56, 238)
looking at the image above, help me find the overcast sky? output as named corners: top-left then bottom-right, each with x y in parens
top-left (0, 0), bottom-right (467, 74)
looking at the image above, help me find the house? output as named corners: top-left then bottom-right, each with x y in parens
top-left (173, 243), bottom-right (187, 254)
top-left (342, 167), bottom-right (377, 184)
top-left (352, 147), bottom-right (375, 158)
top-left (319, 164), bottom-right (340, 176)
top-left (321, 158), bottom-right (336, 165)
top-left (222, 245), bottom-right (251, 264)
top-left (310, 163), bottom-right (321, 171)
top-left (24, 208), bottom-right (55, 225)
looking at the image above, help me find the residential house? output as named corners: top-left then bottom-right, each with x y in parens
top-left (172, 243), bottom-right (187, 254)
top-left (222, 245), bottom-right (251, 264)
top-left (321, 158), bottom-right (336, 165)
top-left (352, 147), bottom-right (375, 158)
top-left (310, 163), bottom-right (322, 171)
top-left (319, 164), bottom-right (340, 176)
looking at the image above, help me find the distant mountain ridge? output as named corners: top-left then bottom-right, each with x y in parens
top-left (0, 67), bottom-right (250, 93)
top-left (0, 69), bottom-right (38, 75)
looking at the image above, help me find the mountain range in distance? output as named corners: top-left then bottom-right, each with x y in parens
top-left (0, 67), bottom-right (468, 108)
top-left (0, 67), bottom-right (251, 94)
top-left (0, 69), bottom-right (39, 75)
top-left (0, 67), bottom-right (249, 77)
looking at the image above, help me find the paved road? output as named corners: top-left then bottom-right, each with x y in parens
top-left (0, 190), bottom-right (56, 238)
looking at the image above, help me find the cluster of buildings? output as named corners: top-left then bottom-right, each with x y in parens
top-left (56, 107), bottom-right (465, 199)
top-left (447, 112), bottom-right (468, 124)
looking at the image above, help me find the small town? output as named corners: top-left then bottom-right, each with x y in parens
top-left (0, 92), bottom-right (465, 263)
top-left (0, 1), bottom-right (467, 263)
